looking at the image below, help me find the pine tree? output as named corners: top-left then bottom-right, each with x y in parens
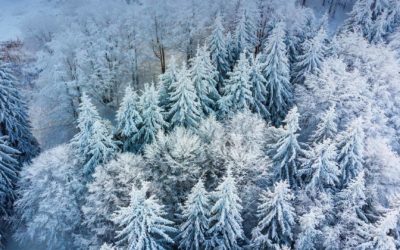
top-left (137, 83), bottom-right (166, 150)
top-left (310, 105), bottom-right (337, 144)
top-left (249, 54), bottom-right (269, 119)
top-left (83, 120), bottom-right (119, 177)
top-left (342, 0), bottom-right (373, 39)
top-left (299, 139), bottom-right (340, 198)
top-left (0, 136), bottom-right (19, 247)
top-left (190, 45), bottom-right (220, 116)
top-left (251, 181), bottom-right (296, 249)
top-left (233, 10), bottom-right (256, 60)
top-left (209, 13), bottom-right (229, 93)
top-left (295, 207), bottom-right (324, 250)
top-left (218, 52), bottom-right (252, 117)
top-left (0, 63), bottom-right (39, 162)
top-left (113, 184), bottom-right (176, 250)
top-left (336, 118), bottom-right (365, 186)
top-left (208, 169), bottom-right (244, 250)
top-left (178, 179), bottom-right (210, 250)
top-left (267, 107), bottom-right (305, 187)
top-left (261, 23), bottom-right (293, 126)
top-left (158, 57), bottom-right (178, 115)
top-left (116, 86), bottom-right (142, 152)
top-left (293, 27), bottom-right (328, 84)
top-left (168, 64), bottom-right (201, 130)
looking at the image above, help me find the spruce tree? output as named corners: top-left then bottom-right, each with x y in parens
top-left (295, 208), bottom-right (324, 250)
top-left (178, 179), bottom-right (210, 250)
top-left (208, 169), bottom-right (244, 250)
top-left (342, 0), bottom-right (373, 39)
top-left (209, 13), bottom-right (229, 93)
top-left (0, 63), bottom-right (39, 162)
top-left (249, 54), bottom-right (269, 119)
top-left (137, 83), bottom-right (166, 150)
top-left (190, 45), bottom-right (220, 116)
top-left (113, 184), bottom-right (176, 250)
top-left (310, 105), bottom-right (337, 144)
top-left (267, 107), bottom-right (305, 187)
top-left (299, 139), bottom-right (340, 198)
top-left (158, 57), bottom-right (178, 115)
top-left (233, 10), bottom-right (256, 60)
top-left (336, 118), bottom-right (365, 186)
top-left (251, 181), bottom-right (296, 249)
top-left (168, 64), bottom-right (201, 130)
top-left (116, 86), bottom-right (142, 152)
top-left (292, 27), bottom-right (328, 84)
top-left (218, 52), bottom-right (252, 117)
top-left (261, 23), bottom-right (293, 126)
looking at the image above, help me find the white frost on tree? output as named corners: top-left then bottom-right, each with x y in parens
top-left (310, 105), bottom-right (337, 144)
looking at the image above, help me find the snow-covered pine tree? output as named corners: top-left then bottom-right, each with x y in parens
top-left (233, 10), bottom-right (256, 60)
top-left (292, 27), bottom-right (328, 84)
top-left (267, 107), bottom-right (305, 187)
top-left (295, 207), bottom-right (324, 250)
top-left (225, 32), bottom-right (236, 71)
top-left (0, 63), bottom-right (39, 162)
top-left (299, 139), bottom-right (340, 198)
top-left (116, 86), bottom-right (142, 152)
top-left (249, 54), bottom-right (269, 119)
top-left (136, 83), bottom-right (166, 150)
top-left (190, 45), bottom-right (220, 116)
top-left (158, 57), bottom-right (178, 116)
top-left (208, 13), bottom-right (229, 93)
top-left (0, 136), bottom-right (19, 247)
top-left (168, 64), bottom-right (201, 130)
top-left (83, 120), bottom-right (119, 178)
top-left (178, 179), bottom-right (210, 250)
top-left (310, 105), bottom-right (337, 144)
top-left (251, 181), bottom-right (296, 249)
top-left (261, 23), bottom-right (293, 126)
top-left (208, 169), bottom-right (244, 250)
top-left (336, 118), bottom-right (365, 186)
top-left (342, 0), bottom-right (373, 39)
top-left (113, 184), bottom-right (176, 250)
top-left (218, 52), bottom-right (252, 117)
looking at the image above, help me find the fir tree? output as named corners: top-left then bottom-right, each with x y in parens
top-left (137, 83), bottom-right (166, 150)
top-left (190, 45), bottom-right (220, 116)
top-left (0, 63), bottom-right (39, 162)
top-left (209, 13), bottom-right (229, 93)
top-left (292, 27), bottom-right (328, 84)
top-left (218, 52), bottom-right (252, 117)
top-left (295, 207), bottom-right (324, 250)
top-left (261, 23), bottom-right (293, 126)
top-left (113, 184), bottom-right (176, 250)
top-left (158, 57), bottom-right (178, 115)
top-left (336, 118), bottom-right (365, 186)
top-left (233, 10), bottom-right (256, 60)
top-left (251, 181), bottom-right (296, 249)
top-left (208, 169), bottom-right (244, 250)
top-left (249, 54), bottom-right (269, 119)
top-left (310, 105), bottom-right (337, 144)
top-left (268, 107), bottom-right (305, 187)
top-left (178, 179), bottom-right (210, 250)
top-left (116, 86), bottom-right (142, 152)
top-left (168, 64), bottom-right (202, 130)
top-left (342, 0), bottom-right (373, 39)
top-left (299, 139), bottom-right (340, 198)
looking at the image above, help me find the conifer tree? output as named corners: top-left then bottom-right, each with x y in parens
top-left (158, 57), bottom-right (178, 115)
top-left (251, 181), bottom-right (296, 249)
top-left (83, 120), bottom-right (119, 177)
top-left (208, 169), bottom-right (244, 250)
top-left (116, 86), bottom-right (142, 152)
top-left (209, 13), bottom-right (229, 92)
top-left (293, 27), bottom-right (328, 84)
top-left (137, 83), bottom-right (166, 150)
top-left (218, 52), bottom-right (252, 117)
top-left (336, 118), bottom-right (365, 186)
top-left (299, 139), bottom-right (340, 198)
top-left (295, 207), bottom-right (324, 250)
top-left (234, 10), bottom-right (256, 60)
top-left (0, 63), bottom-right (39, 162)
top-left (342, 0), bottom-right (373, 39)
top-left (268, 107), bottom-right (304, 187)
top-left (190, 45), bottom-right (220, 116)
top-left (249, 54), bottom-right (269, 119)
top-left (178, 179), bottom-right (210, 250)
top-left (113, 184), bottom-right (176, 250)
top-left (225, 32), bottom-right (236, 71)
top-left (261, 23), bottom-right (293, 126)
top-left (168, 64), bottom-right (202, 130)
top-left (310, 105), bottom-right (337, 144)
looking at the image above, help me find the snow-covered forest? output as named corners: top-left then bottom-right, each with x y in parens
top-left (1, 0), bottom-right (400, 249)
